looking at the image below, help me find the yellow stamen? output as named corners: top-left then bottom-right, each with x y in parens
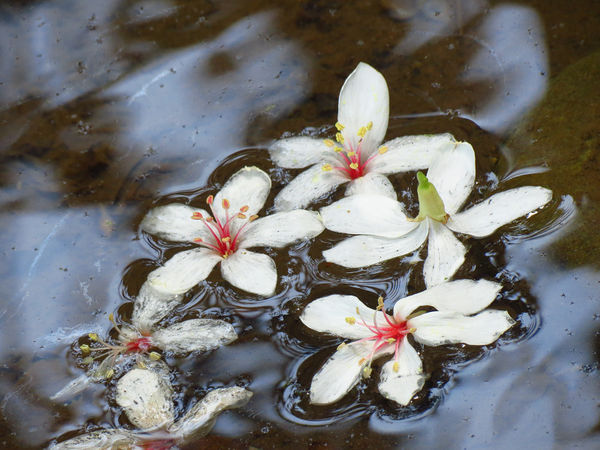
top-left (193, 237), bottom-right (203, 243)
top-left (137, 360), bottom-right (147, 369)
top-left (206, 195), bottom-right (214, 205)
top-left (378, 146), bottom-right (388, 154)
top-left (191, 212), bottom-right (203, 220)
top-left (358, 357), bottom-right (366, 365)
top-left (345, 316), bottom-right (356, 325)
top-left (222, 199), bottom-right (230, 209)
top-left (249, 215), bottom-right (258, 222)
top-left (377, 296), bottom-right (384, 311)
top-left (222, 237), bottom-right (231, 243)
top-left (237, 213), bottom-right (246, 219)
top-left (336, 132), bottom-right (344, 144)
top-left (335, 122), bottom-right (345, 131)
top-left (347, 151), bottom-right (356, 157)
top-left (409, 327), bottom-right (417, 333)
top-left (240, 205), bottom-right (249, 213)
top-left (349, 163), bottom-right (359, 170)
top-left (362, 366), bottom-right (373, 378)
top-left (334, 146), bottom-right (343, 153)
top-left (88, 333), bottom-right (99, 342)
top-left (324, 139), bottom-right (335, 147)
top-left (357, 126), bottom-right (367, 137)
top-left (337, 342), bottom-right (347, 351)
top-left (393, 361), bottom-right (399, 372)
top-left (105, 369), bottom-right (114, 379)
top-left (80, 344), bottom-right (90, 354)
top-left (149, 351), bottom-right (161, 361)
top-left (386, 338), bottom-right (396, 344)
top-left (322, 163), bottom-right (333, 172)
top-left (367, 121), bottom-right (373, 130)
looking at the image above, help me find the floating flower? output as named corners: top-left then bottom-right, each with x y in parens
top-left (300, 279), bottom-right (514, 405)
top-left (51, 313), bottom-right (236, 400)
top-left (140, 166), bottom-right (324, 296)
top-left (269, 62), bottom-right (458, 211)
top-left (320, 141), bottom-right (552, 286)
top-left (50, 363), bottom-right (253, 449)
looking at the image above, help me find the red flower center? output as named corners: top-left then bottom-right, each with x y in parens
top-left (125, 336), bottom-right (152, 353)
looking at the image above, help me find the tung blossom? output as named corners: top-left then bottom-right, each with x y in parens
top-left (300, 279), bottom-right (514, 406)
top-left (51, 313), bottom-right (236, 401)
top-left (320, 141), bottom-right (553, 287)
top-left (141, 166), bottom-right (324, 296)
top-left (50, 363), bottom-right (253, 449)
top-left (269, 62), bottom-right (458, 211)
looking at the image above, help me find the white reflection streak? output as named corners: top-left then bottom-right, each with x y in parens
top-left (128, 69), bottom-right (172, 105)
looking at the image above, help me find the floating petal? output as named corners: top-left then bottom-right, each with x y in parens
top-left (152, 319), bottom-right (237, 355)
top-left (213, 166), bottom-right (271, 222)
top-left (423, 219), bottom-right (466, 288)
top-left (220, 250), bottom-right (277, 296)
top-left (49, 429), bottom-right (137, 449)
top-left (240, 210), bottom-right (324, 249)
top-left (132, 281), bottom-right (183, 332)
top-left (447, 186), bottom-right (553, 237)
top-left (269, 136), bottom-right (332, 169)
top-left (140, 204), bottom-right (211, 243)
top-left (378, 338), bottom-right (425, 405)
top-left (345, 172), bottom-right (397, 200)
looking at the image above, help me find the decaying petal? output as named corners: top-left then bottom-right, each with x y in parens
top-left (152, 319), bottom-right (237, 355)
top-left (168, 387), bottom-right (253, 440)
top-left (116, 366), bottom-right (174, 430)
top-left (132, 281), bottom-right (183, 332)
top-left (48, 429), bottom-right (137, 449)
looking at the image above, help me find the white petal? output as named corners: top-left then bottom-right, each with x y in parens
top-left (239, 210), bottom-right (324, 249)
top-left (269, 136), bottom-right (331, 169)
top-left (338, 62), bottom-right (389, 153)
top-left (393, 279), bottom-right (502, 320)
top-left (323, 223), bottom-right (428, 268)
top-left (423, 220), bottom-right (466, 288)
top-left (300, 294), bottom-right (393, 339)
top-left (152, 319), bottom-right (237, 355)
top-left (140, 204), bottom-right (211, 243)
top-left (169, 387), bottom-right (253, 440)
top-left (320, 195), bottom-right (418, 238)
top-left (220, 250), bottom-right (276, 296)
top-left (310, 340), bottom-right (393, 405)
top-left (147, 248), bottom-right (222, 295)
top-left (411, 310), bottom-right (515, 346)
top-left (49, 430), bottom-right (137, 449)
top-left (213, 166), bottom-right (271, 222)
top-left (132, 281), bottom-right (183, 332)
top-left (368, 133), bottom-right (457, 175)
top-left (345, 172), bottom-right (397, 200)
top-left (274, 164), bottom-right (348, 211)
top-left (447, 186), bottom-right (553, 237)
top-left (426, 141), bottom-right (475, 214)
top-left (50, 374), bottom-right (92, 401)
top-left (116, 367), bottom-right (174, 430)
top-left (378, 338), bottom-right (425, 406)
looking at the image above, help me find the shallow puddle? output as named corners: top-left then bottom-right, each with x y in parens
top-left (1, 0), bottom-right (599, 448)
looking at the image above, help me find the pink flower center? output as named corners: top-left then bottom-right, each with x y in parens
top-left (191, 195), bottom-right (257, 258)
top-left (322, 121), bottom-right (388, 181)
top-left (345, 299), bottom-right (414, 375)
top-left (142, 439), bottom-right (176, 450)
top-left (125, 336), bottom-right (152, 353)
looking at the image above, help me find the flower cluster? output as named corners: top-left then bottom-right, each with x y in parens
top-left (50, 61), bottom-right (554, 447)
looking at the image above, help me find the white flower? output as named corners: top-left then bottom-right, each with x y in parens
top-left (50, 363), bottom-right (253, 449)
top-left (140, 166), bottom-right (324, 296)
top-left (320, 141), bottom-right (553, 287)
top-left (269, 62), bottom-right (458, 211)
top-left (300, 279), bottom-right (514, 406)
top-left (51, 314), bottom-right (236, 401)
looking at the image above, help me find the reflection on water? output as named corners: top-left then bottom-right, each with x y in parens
top-left (1, 0), bottom-right (599, 448)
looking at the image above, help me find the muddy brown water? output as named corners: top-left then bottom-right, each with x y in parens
top-left (1, 0), bottom-right (599, 448)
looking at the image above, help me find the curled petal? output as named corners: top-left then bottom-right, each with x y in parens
top-left (345, 172), bottom-right (397, 200)
top-left (213, 166), bottom-right (271, 222)
top-left (240, 210), bottom-right (324, 249)
top-left (147, 248), bottom-right (222, 295)
top-left (394, 279), bottom-right (502, 320)
top-left (310, 341), bottom-right (393, 405)
top-left (368, 133), bottom-right (457, 175)
top-left (320, 195), bottom-right (418, 238)
top-left (49, 429), bottom-right (137, 449)
top-left (269, 136), bottom-right (331, 169)
top-left (220, 250), bottom-right (276, 296)
top-left (169, 387), bottom-right (253, 440)
top-left (140, 204), bottom-right (211, 243)
top-left (132, 281), bottom-right (183, 332)
top-left (323, 223), bottom-right (428, 268)
top-left (116, 367), bottom-right (174, 430)
top-left (152, 319), bottom-right (237, 355)
top-left (411, 310), bottom-right (515, 346)
top-left (301, 294), bottom-right (391, 340)
top-left (378, 338), bottom-right (425, 405)
top-left (274, 164), bottom-right (348, 211)
top-left (338, 62), bottom-right (389, 154)
top-left (423, 220), bottom-right (466, 288)
top-left (447, 186), bottom-right (553, 237)
top-left (426, 141), bottom-right (475, 215)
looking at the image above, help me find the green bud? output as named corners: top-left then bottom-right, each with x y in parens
top-left (416, 172), bottom-right (448, 223)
